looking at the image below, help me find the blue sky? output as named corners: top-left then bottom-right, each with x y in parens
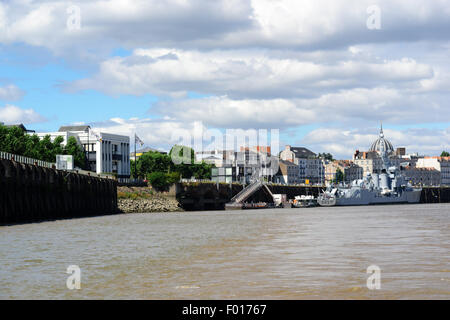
top-left (0, 0), bottom-right (449, 158)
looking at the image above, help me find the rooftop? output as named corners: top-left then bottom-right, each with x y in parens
top-left (58, 125), bottom-right (91, 132)
top-left (2, 123), bottom-right (35, 133)
top-left (423, 156), bottom-right (450, 161)
top-left (287, 146), bottom-right (317, 159)
top-left (279, 159), bottom-right (299, 167)
top-left (369, 124), bottom-right (394, 154)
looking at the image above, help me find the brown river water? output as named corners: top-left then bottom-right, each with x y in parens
top-left (1, 203), bottom-right (449, 299)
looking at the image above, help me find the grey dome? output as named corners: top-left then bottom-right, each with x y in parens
top-left (369, 125), bottom-right (394, 154)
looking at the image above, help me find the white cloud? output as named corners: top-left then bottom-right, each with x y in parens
top-left (0, 104), bottom-right (46, 124)
top-left (1, 0), bottom-right (450, 56)
top-left (66, 49), bottom-right (434, 99)
top-left (91, 117), bottom-right (207, 152)
top-left (0, 84), bottom-right (25, 101)
top-left (150, 87), bottom-right (448, 129)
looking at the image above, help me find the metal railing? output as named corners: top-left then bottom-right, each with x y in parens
top-left (0, 151), bottom-right (55, 168)
top-left (180, 178), bottom-right (214, 183)
top-left (230, 180), bottom-right (263, 203)
top-left (0, 151), bottom-right (117, 180)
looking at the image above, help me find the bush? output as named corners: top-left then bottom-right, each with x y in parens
top-left (166, 172), bottom-right (181, 184)
top-left (148, 171), bottom-right (170, 190)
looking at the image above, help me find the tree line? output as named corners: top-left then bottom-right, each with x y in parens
top-left (131, 145), bottom-right (214, 189)
top-left (0, 124), bottom-right (86, 168)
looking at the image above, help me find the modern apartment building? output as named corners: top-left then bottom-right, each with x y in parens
top-left (32, 126), bottom-right (131, 179)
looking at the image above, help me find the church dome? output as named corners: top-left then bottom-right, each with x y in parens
top-left (369, 124), bottom-right (394, 154)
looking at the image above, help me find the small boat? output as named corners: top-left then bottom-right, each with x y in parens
top-left (242, 202), bottom-right (272, 210)
top-left (292, 195), bottom-right (318, 208)
top-left (225, 202), bottom-right (276, 210)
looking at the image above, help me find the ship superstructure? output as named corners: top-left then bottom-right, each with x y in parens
top-left (318, 124), bottom-right (422, 206)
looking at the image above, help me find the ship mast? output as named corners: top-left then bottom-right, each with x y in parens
top-left (379, 122), bottom-right (390, 170)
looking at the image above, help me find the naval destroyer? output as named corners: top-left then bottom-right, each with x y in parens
top-left (318, 126), bottom-right (422, 206)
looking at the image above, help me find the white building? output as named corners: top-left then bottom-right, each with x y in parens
top-left (275, 160), bottom-right (300, 185)
top-left (203, 147), bottom-right (279, 184)
top-left (403, 167), bottom-right (441, 186)
top-left (280, 145), bottom-right (325, 184)
top-left (416, 157), bottom-right (450, 185)
top-left (32, 126), bottom-right (131, 179)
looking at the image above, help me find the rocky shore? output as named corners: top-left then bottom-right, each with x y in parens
top-left (118, 196), bottom-right (183, 213)
top-left (117, 185), bottom-right (183, 213)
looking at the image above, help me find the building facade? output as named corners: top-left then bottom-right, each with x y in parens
top-left (274, 160), bottom-right (300, 185)
top-left (353, 126), bottom-right (414, 177)
top-left (33, 126), bottom-right (131, 179)
top-left (324, 160), bottom-right (363, 184)
top-left (403, 166), bottom-right (441, 186)
top-left (280, 145), bottom-right (324, 184)
top-left (206, 147), bottom-right (278, 184)
top-left (416, 157), bottom-right (450, 185)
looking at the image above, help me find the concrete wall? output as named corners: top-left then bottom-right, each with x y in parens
top-left (0, 159), bottom-right (117, 225)
top-left (420, 187), bottom-right (450, 203)
top-left (175, 183), bottom-right (325, 211)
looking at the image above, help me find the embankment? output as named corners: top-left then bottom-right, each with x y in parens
top-left (0, 159), bottom-right (117, 225)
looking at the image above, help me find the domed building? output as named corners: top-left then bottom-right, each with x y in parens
top-left (369, 124), bottom-right (394, 155)
top-left (353, 124), bottom-right (406, 176)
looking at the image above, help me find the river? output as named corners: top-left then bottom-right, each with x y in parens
top-left (1, 203), bottom-right (449, 299)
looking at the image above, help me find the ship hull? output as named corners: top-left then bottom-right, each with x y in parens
top-left (318, 189), bottom-right (422, 207)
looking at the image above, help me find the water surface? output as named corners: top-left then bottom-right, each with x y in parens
top-left (1, 203), bottom-right (449, 299)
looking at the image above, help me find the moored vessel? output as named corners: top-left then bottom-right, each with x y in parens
top-left (318, 125), bottom-right (422, 207)
top-left (292, 195), bottom-right (318, 208)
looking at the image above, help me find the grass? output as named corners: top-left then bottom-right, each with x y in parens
top-left (117, 189), bottom-right (154, 199)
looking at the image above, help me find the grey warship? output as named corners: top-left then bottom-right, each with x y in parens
top-left (318, 126), bottom-right (422, 206)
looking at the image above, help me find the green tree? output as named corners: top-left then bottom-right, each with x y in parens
top-left (129, 144), bottom-right (214, 182)
top-left (334, 168), bottom-right (345, 184)
top-left (168, 145), bottom-right (214, 179)
top-left (191, 162), bottom-right (214, 179)
top-left (138, 151), bottom-right (172, 176)
top-left (441, 151), bottom-right (450, 157)
top-left (0, 126), bottom-right (28, 155)
top-left (130, 159), bottom-right (137, 178)
top-left (148, 171), bottom-right (170, 190)
top-left (0, 124), bottom-right (86, 169)
top-left (318, 152), bottom-right (334, 161)
top-left (64, 136), bottom-right (86, 169)
top-left (166, 171), bottom-right (181, 184)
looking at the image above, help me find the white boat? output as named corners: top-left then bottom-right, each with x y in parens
top-left (293, 195), bottom-right (318, 208)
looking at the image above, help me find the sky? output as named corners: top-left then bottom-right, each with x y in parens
top-left (0, 0), bottom-right (449, 159)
